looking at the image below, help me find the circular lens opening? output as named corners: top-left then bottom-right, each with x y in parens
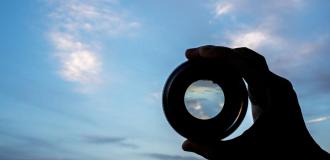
top-left (184, 80), bottom-right (225, 120)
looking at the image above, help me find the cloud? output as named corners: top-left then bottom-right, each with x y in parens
top-left (307, 116), bottom-right (330, 124)
top-left (49, 0), bottom-right (140, 35)
top-left (210, 0), bottom-right (305, 49)
top-left (221, 15), bottom-right (283, 51)
top-left (0, 130), bottom-right (90, 160)
top-left (83, 135), bottom-right (138, 149)
top-left (186, 86), bottom-right (219, 94)
top-left (315, 70), bottom-right (330, 93)
top-left (0, 129), bottom-right (68, 153)
top-left (211, 0), bottom-right (304, 17)
top-left (185, 80), bottom-right (223, 96)
top-left (214, 2), bottom-right (233, 17)
top-left (0, 146), bottom-right (30, 160)
top-left (145, 91), bottom-right (162, 104)
top-left (50, 32), bottom-right (101, 85)
top-left (145, 153), bottom-right (203, 160)
top-left (210, 0), bottom-right (327, 71)
top-left (184, 98), bottom-right (224, 120)
top-left (208, 1), bottom-right (330, 131)
top-left (183, 80), bottom-right (224, 119)
top-left (47, 0), bottom-right (140, 93)
top-left (270, 34), bottom-right (329, 70)
top-left (228, 31), bottom-right (272, 50)
top-left (184, 99), bottom-right (210, 119)
top-left (0, 145), bottom-right (91, 160)
top-left (0, 125), bottom-right (103, 160)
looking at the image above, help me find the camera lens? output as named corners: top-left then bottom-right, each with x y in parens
top-left (184, 80), bottom-right (225, 120)
top-left (163, 59), bottom-right (248, 142)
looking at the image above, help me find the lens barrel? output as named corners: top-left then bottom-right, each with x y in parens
top-left (163, 59), bottom-right (248, 142)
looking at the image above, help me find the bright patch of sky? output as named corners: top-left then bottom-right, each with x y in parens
top-left (0, 0), bottom-right (329, 159)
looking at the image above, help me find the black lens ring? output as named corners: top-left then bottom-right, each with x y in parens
top-left (163, 60), bottom-right (248, 142)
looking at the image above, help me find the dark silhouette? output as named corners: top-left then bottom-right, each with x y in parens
top-left (182, 45), bottom-right (330, 160)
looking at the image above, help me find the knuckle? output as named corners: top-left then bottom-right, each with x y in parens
top-left (272, 73), bottom-right (293, 89)
top-left (234, 47), bottom-right (266, 62)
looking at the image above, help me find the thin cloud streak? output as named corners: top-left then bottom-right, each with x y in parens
top-left (145, 153), bottom-right (203, 160)
top-left (307, 116), bottom-right (330, 124)
top-left (83, 135), bottom-right (139, 149)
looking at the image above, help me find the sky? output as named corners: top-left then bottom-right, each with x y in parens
top-left (0, 0), bottom-right (329, 159)
top-left (184, 80), bottom-right (225, 120)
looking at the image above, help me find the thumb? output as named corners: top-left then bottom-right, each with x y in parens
top-left (182, 140), bottom-right (199, 152)
top-left (182, 140), bottom-right (214, 159)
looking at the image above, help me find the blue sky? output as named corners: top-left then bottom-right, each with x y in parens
top-left (0, 0), bottom-right (329, 159)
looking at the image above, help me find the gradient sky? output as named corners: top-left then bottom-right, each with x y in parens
top-left (0, 0), bottom-right (329, 159)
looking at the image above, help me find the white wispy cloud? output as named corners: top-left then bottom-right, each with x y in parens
top-left (50, 32), bottom-right (101, 84)
top-left (210, 0), bottom-right (305, 48)
top-left (209, 0), bottom-right (326, 71)
top-left (145, 91), bottom-right (162, 104)
top-left (221, 13), bottom-right (283, 50)
top-left (49, 0), bottom-right (140, 35)
top-left (186, 101), bottom-right (210, 119)
top-left (270, 35), bottom-right (329, 70)
top-left (307, 116), bottom-right (330, 124)
top-left (186, 85), bottom-right (219, 94)
top-left (47, 0), bottom-right (140, 93)
top-left (228, 31), bottom-right (270, 50)
top-left (211, 0), bottom-right (303, 16)
top-left (214, 2), bottom-right (233, 17)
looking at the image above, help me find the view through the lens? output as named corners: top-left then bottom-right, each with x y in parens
top-left (184, 80), bottom-right (225, 120)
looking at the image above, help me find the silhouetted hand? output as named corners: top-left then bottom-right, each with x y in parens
top-left (182, 45), bottom-right (329, 160)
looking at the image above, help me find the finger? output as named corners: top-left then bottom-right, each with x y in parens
top-left (182, 140), bottom-right (241, 159)
top-left (185, 45), bottom-right (232, 60)
top-left (182, 140), bottom-right (204, 153)
top-left (232, 47), bottom-right (272, 112)
top-left (182, 140), bottom-right (214, 159)
top-left (185, 47), bottom-right (200, 59)
top-left (232, 47), bottom-right (270, 83)
top-left (186, 46), bottom-right (274, 117)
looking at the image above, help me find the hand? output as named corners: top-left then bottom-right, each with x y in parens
top-left (182, 45), bottom-right (329, 159)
